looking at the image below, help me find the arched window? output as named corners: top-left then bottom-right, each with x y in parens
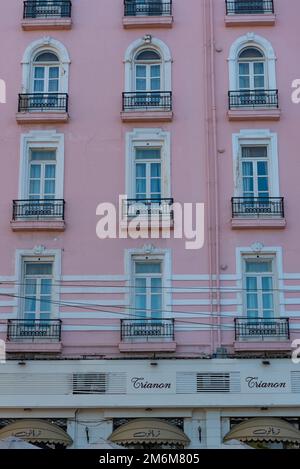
top-left (124, 37), bottom-right (172, 93)
top-left (134, 49), bottom-right (162, 93)
top-left (21, 37), bottom-right (70, 94)
top-left (32, 51), bottom-right (60, 94)
top-left (238, 47), bottom-right (265, 92)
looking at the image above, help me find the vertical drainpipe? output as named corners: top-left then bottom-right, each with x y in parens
top-left (209, 0), bottom-right (221, 349)
top-left (203, 0), bottom-right (221, 354)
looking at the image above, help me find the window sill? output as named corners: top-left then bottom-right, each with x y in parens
top-left (6, 342), bottom-right (62, 353)
top-left (16, 111), bottom-right (69, 124)
top-left (225, 14), bottom-right (276, 27)
top-left (234, 340), bottom-right (291, 352)
top-left (121, 110), bottom-right (173, 123)
top-left (228, 108), bottom-right (280, 121)
top-left (123, 15), bottom-right (173, 29)
top-left (231, 218), bottom-right (286, 229)
top-left (21, 18), bottom-right (72, 31)
top-left (11, 220), bottom-right (65, 232)
top-left (119, 341), bottom-right (176, 353)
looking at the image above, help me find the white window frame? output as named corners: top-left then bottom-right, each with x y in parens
top-left (242, 255), bottom-right (277, 319)
top-left (22, 256), bottom-right (54, 320)
top-left (126, 128), bottom-right (171, 199)
top-left (124, 37), bottom-right (172, 93)
top-left (228, 33), bottom-right (277, 91)
top-left (236, 246), bottom-right (284, 317)
top-left (124, 246), bottom-right (172, 319)
top-left (14, 248), bottom-right (62, 320)
top-left (19, 130), bottom-right (64, 200)
top-left (21, 37), bottom-right (70, 94)
top-left (232, 129), bottom-right (280, 198)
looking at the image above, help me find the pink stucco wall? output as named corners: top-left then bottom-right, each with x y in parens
top-left (0, 0), bottom-right (299, 357)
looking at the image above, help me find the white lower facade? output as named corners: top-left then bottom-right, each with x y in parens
top-left (0, 358), bottom-right (300, 449)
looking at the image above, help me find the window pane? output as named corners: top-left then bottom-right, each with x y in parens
top-left (239, 76), bottom-right (250, 89)
top-left (151, 163), bottom-right (161, 178)
top-left (44, 180), bottom-right (55, 195)
top-left (242, 146), bottom-right (267, 158)
top-left (136, 148), bottom-right (161, 160)
top-left (254, 62), bottom-right (264, 74)
top-left (25, 263), bottom-right (53, 276)
top-left (257, 161), bottom-right (268, 176)
top-left (239, 63), bottom-right (249, 74)
top-left (135, 263), bottom-right (161, 274)
top-left (245, 261), bottom-right (272, 273)
top-left (29, 180), bottom-right (41, 195)
top-left (34, 67), bottom-right (45, 79)
top-left (242, 161), bottom-right (253, 176)
top-left (31, 150), bottom-right (56, 161)
top-left (45, 164), bottom-right (56, 178)
top-left (257, 177), bottom-right (269, 192)
top-left (49, 67), bottom-right (59, 79)
top-left (30, 164), bottom-right (41, 178)
top-left (136, 163), bottom-right (146, 178)
top-left (136, 65), bottom-right (146, 78)
top-left (35, 52), bottom-right (59, 62)
top-left (151, 65), bottom-right (161, 78)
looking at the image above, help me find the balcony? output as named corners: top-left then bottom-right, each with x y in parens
top-left (16, 93), bottom-right (69, 124)
top-left (228, 90), bottom-right (280, 121)
top-left (121, 92), bottom-right (173, 122)
top-left (22, 1), bottom-right (72, 30)
top-left (225, 1), bottom-right (275, 26)
top-left (234, 318), bottom-right (290, 352)
top-left (123, 1), bottom-right (173, 28)
top-left (6, 319), bottom-right (62, 353)
top-left (231, 197), bottom-right (286, 229)
top-left (121, 198), bottom-right (174, 231)
top-left (119, 319), bottom-right (176, 352)
top-left (11, 199), bottom-right (65, 232)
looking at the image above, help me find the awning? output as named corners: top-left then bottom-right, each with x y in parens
top-left (109, 419), bottom-right (190, 445)
top-left (0, 420), bottom-right (72, 446)
top-left (224, 418), bottom-right (300, 443)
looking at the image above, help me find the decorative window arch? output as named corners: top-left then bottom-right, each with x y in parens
top-left (124, 36), bottom-right (172, 92)
top-left (228, 33), bottom-right (276, 91)
top-left (21, 37), bottom-right (71, 94)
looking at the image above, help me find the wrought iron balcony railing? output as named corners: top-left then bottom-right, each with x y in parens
top-left (13, 199), bottom-right (65, 221)
top-left (232, 197), bottom-right (284, 218)
top-left (228, 90), bottom-right (278, 109)
top-left (122, 92), bottom-right (172, 111)
top-left (225, 0), bottom-right (274, 15)
top-left (124, 0), bottom-right (172, 16)
top-left (18, 93), bottom-right (69, 113)
top-left (235, 318), bottom-right (290, 341)
top-left (121, 319), bottom-right (175, 341)
top-left (7, 319), bottom-right (62, 342)
top-left (124, 198), bottom-right (174, 218)
top-left (23, 1), bottom-right (72, 18)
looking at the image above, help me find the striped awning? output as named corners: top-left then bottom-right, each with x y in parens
top-left (0, 420), bottom-right (72, 446)
top-left (224, 418), bottom-right (300, 443)
top-left (109, 419), bottom-right (190, 445)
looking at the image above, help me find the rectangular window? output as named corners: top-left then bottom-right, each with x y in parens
top-left (135, 148), bottom-right (161, 200)
top-left (134, 261), bottom-right (162, 320)
top-left (22, 259), bottom-right (53, 321)
top-left (241, 145), bottom-right (269, 199)
top-left (29, 149), bottom-right (56, 200)
top-left (243, 257), bottom-right (275, 320)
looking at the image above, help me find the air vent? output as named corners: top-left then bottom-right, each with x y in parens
top-left (291, 371), bottom-right (300, 393)
top-left (177, 372), bottom-right (241, 393)
top-left (197, 373), bottom-right (230, 393)
top-left (72, 373), bottom-right (107, 394)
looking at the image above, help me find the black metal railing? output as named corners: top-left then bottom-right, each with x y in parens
top-left (13, 199), bottom-right (65, 221)
top-left (228, 90), bottom-right (278, 109)
top-left (235, 318), bottom-right (290, 340)
top-left (226, 0), bottom-right (274, 15)
top-left (124, 0), bottom-right (172, 16)
top-left (121, 319), bottom-right (175, 341)
top-left (122, 92), bottom-right (172, 111)
top-left (7, 319), bottom-right (62, 342)
top-left (23, 1), bottom-right (72, 18)
top-left (232, 197), bottom-right (284, 218)
top-left (18, 93), bottom-right (69, 112)
top-left (124, 198), bottom-right (174, 218)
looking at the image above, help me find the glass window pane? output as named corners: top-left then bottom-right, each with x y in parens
top-left (239, 63), bottom-right (249, 74)
top-left (254, 62), bottom-right (264, 74)
top-left (29, 180), bottom-right (41, 195)
top-left (150, 163), bottom-right (161, 178)
top-left (49, 67), bottom-right (59, 79)
top-left (45, 164), bottom-right (56, 178)
top-left (44, 180), bottom-right (55, 195)
top-left (136, 164), bottom-right (146, 178)
top-left (30, 164), bottom-right (41, 178)
top-left (135, 263), bottom-right (161, 274)
top-left (34, 67), bottom-right (45, 79)
top-left (257, 161), bottom-right (268, 175)
top-left (31, 150), bottom-right (56, 161)
top-left (136, 65), bottom-right (146, 78)
top-left (258, 177), bottom-right (269, 192)
top-left (239, 77), bottom-right (250, 89)
top-left (242, 146), bottom-right (267, 158)
top-left (136, 148), bottom-right (161, 160)
top-left (25, 263), bottom-right (53, 276)
top-left (245, 261), bottom-right (272, 273)
top-left (151, 65), bottom-right (161, 78)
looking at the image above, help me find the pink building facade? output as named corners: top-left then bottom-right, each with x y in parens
top-left (0, 0), bottom-right (299, 449)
